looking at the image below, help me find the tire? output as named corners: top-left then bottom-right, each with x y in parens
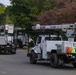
top-left (50, 53), bottom-right (59, 68)
top-left (13, 51), bottom-right (16, 54)
top-left (11, 49), bottom-right (16, 54)
top-left (11, 52), bottom-right (16, 54)
top-left (73, 63), bottom-right (76, 68)
top-left (19, 41), bottom-right (23, 48)
top-left (0, 50), bottom-right (2, 54)
top-left (19, 45), bottom-right (23, 48)
top-left (30, 51), bottom-right (37, 64)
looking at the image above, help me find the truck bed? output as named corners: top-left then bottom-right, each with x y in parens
top-left (45, 41), bottom-right (76, 53)
top-left (45, 41), bottom-right (62, 52)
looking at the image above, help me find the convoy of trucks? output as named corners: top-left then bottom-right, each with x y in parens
top-left (27, 23), bottom-right (76, 68)
top-left (0, 23), bottom-right (76, 68)
top-left (0, 24), bottom-right (33, 53)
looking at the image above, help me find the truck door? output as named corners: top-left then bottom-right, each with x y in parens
top-left (35, 36), bottom-right (41, 53)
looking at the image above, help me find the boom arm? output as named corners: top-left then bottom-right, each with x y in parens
top-left (32, 23), bottom-right (76, 41)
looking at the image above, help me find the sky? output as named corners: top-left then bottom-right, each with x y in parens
top-left (0, 0), bottom-right (11, 6)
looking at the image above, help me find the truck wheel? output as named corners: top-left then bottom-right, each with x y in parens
top-left (13, 51), bottom-right (16, 54)
top-left (19, 41), bottom-right (23, 48)
top-left (30, 51), bottom-right (37, 64)
top-left (0, 50), bottom-right (2, 54)
top-left (73, 63), bottom-right (76, 68)
top-left (11, 49), bottom-right (16, 54)
top-left (11, 51), bottom-right (16, 54)
top-left (19, 45), bottom-right (23, 48)
top-left (50, 53), bottom-right (59, 68)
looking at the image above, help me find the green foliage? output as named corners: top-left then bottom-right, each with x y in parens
top-left (42, 0), bottom-right (56, 12)
top-left (6, 15), bottom-right (13, 24)
top-left (9, 0), bottom-right (56, 28)
top-left (0, 7), bottom-right (4, 13)
top-left (0, 3), bottom-right (6, 25)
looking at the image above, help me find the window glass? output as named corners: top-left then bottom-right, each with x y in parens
top-left (0, 33), bottom-right (4, 36)
top-left (37, 37), bottom-right (41, 44)
top-left (45, 37), bottom-right (61, 40)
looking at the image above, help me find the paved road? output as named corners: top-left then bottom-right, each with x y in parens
top-left (0, 49), bottom-right (76, 75)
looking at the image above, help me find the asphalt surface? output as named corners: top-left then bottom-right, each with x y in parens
top-left (0, 48), bottom-right (76, 75)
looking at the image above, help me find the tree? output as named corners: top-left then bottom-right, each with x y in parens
top-left (5, 6), bottom-right (13, 24)
top-left (9, 0), bottom-right (56, 28)
top-left (35, 0), bottom-right (76, 25)
top-left (0, 3), bottom-right (6, 25)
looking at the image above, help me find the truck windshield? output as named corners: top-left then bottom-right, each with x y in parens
top-left (0, 33), bottom-right (4, 36)
top-left (8, 34), bottom-right (13, 36)
top-left (45, 37), bottom-right (61, 41)
top-left (0, 33), bottom-right (13, 36)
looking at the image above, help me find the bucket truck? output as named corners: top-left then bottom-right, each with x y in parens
top-left (27, 23), bottom-right (76, 68)
top-left (0, 24), bottom-right (16, 54)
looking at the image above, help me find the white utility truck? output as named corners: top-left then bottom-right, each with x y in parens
top-left (28, 23), bottom-right (76, 68)
top-left (14, 27), bottom-right (33, 48)
top-left (0, 24), bottom-right (16, 54)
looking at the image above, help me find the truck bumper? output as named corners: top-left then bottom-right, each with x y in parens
top-left (64, 53), bottom-right (76, 63)
top-left (0, 45), bottom-right (16, 52)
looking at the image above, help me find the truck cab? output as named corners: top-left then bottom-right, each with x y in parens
top-left (34, 34), bottom-right (62, 53)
